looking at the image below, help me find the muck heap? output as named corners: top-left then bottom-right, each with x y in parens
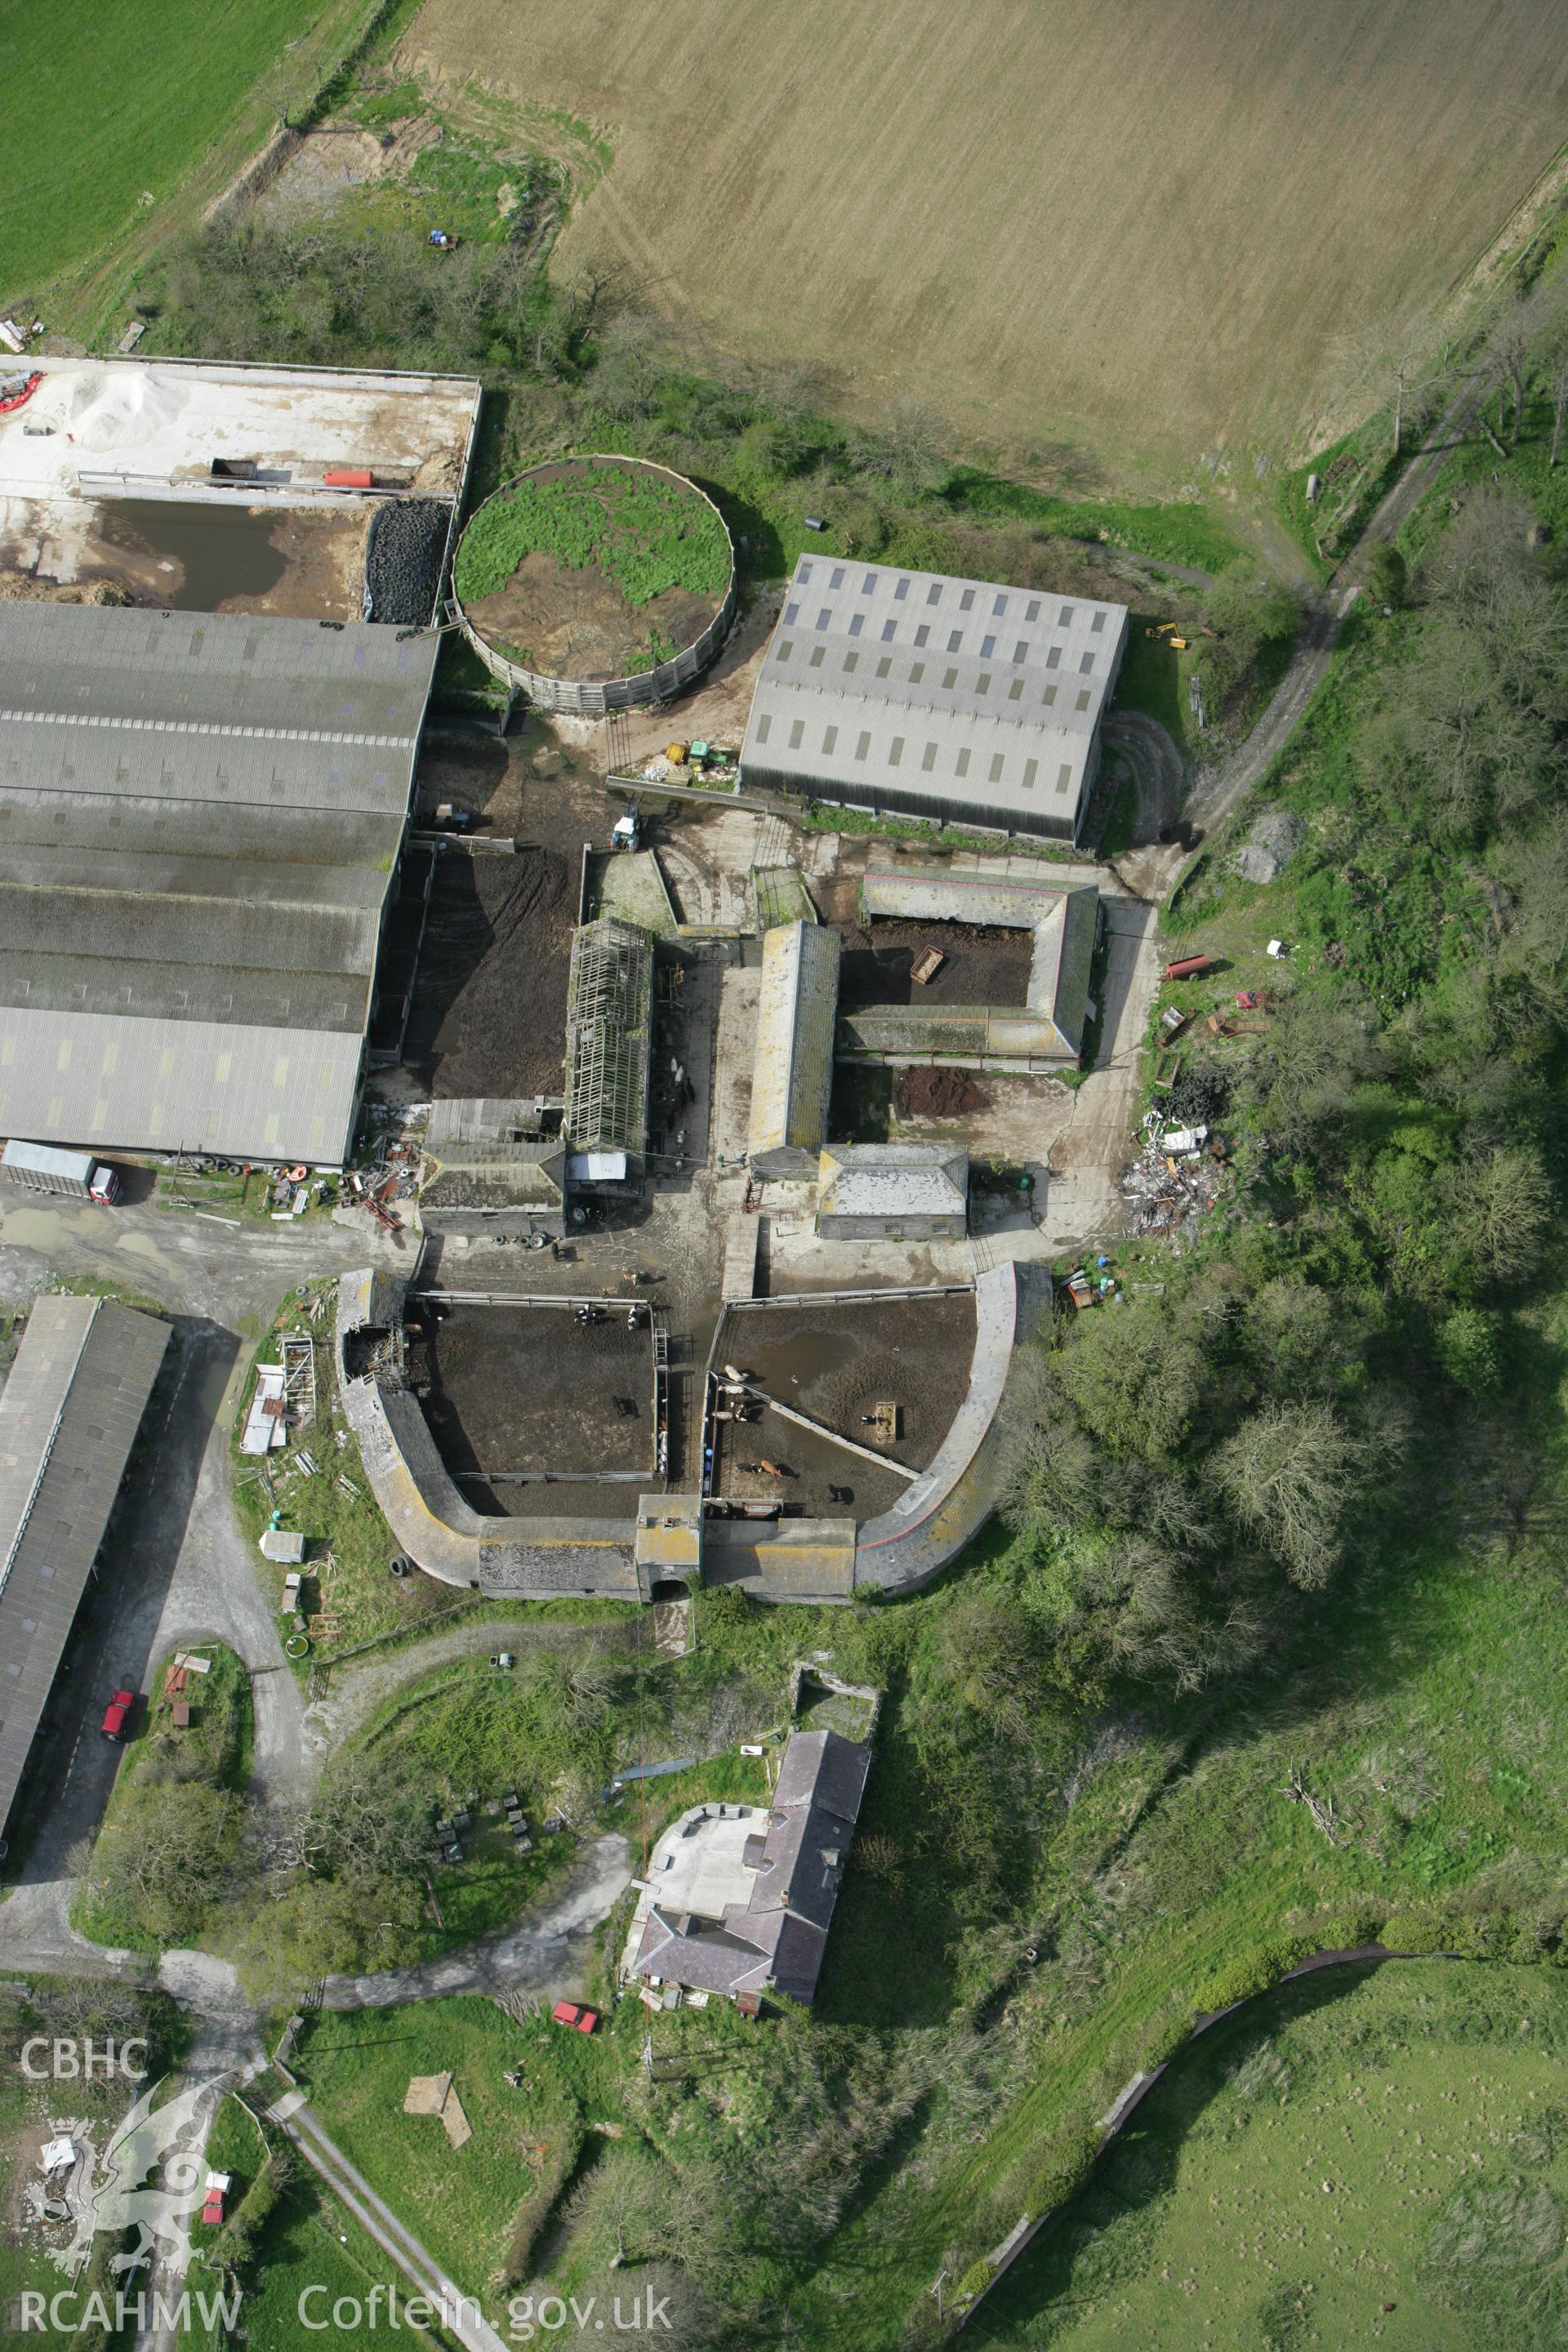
top-left (452, 455), bottom-right (737, 714)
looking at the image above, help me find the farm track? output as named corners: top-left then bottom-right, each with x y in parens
top-left (1144, 365), bottom-right (1494, 901)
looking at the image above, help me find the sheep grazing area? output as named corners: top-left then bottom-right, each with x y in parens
top-left (973, 1960), bottom-right (1568, 2352)
top-left (399, 0), bottom-right (1568, 459)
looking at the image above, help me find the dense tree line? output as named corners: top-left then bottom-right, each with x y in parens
top-left (1000, 475), bottom-right (1568, 1704)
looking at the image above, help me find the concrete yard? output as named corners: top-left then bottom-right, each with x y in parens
top-left (0, 356), bottom-right (477, 505)
top-left (403, 1300), bottom-right (656, 1508)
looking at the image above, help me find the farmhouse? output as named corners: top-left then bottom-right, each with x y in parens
top-left (748, 920), bottom-right (842, 1178)
top-left (816, 1143), bottom-right (969, 1239)
top-left (628, 1728), bottom-right (871, 2007)
top-left (0, 1295), bottom-right (170, 1841)
top-left (741, 557), bottom-right (1128, 841)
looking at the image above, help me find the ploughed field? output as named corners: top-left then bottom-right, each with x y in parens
top-left (401, 0), bottom-right (1568, 459)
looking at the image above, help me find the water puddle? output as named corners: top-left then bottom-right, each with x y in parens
top-left (93, 500), bottom-right (289, 608)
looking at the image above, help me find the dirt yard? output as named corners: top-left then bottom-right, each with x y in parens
top-left (717, 1291), bottom-right (975, 1475)
top-left (836, 919), bottom-right (1034, 1011)
top-left (72, 500), bottom-right (369, 618)
top-left (402, 847), bottom-right (574, 1097)
top-left (405, 1300), bottom-right (655, 1494)
top-left (403, 741), bottom-right (616, 1097)
top-left (468, 549), bottom-right (721, 684)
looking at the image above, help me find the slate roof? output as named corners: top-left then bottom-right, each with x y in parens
top-left (630, 1727), bottom-right (870, 2003)
top-left (817, 1144), bottom-right (969, 1223)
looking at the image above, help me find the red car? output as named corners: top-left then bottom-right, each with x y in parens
top-left (551, 2000), bottom-right (599, 2035)
top-left (100, 1689), bottom-right (136, 1742)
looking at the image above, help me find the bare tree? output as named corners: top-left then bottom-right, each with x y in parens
top-left (1545, 334), bottom-right (1568, 468)
top-left (1213, 1401), bottom-right (1369, 1590)
top-left (1330, 309), bottom-right (1440, 459)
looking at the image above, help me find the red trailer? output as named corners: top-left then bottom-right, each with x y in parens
top-left (1164, 953), bottom-right (1210, 981)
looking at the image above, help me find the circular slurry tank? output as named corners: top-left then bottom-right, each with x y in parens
top-left (452, 454), bottom-right (737, 715)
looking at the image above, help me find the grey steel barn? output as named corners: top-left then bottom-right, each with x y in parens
top-left (0, 1294), bottom-right (170, 1840)
top-left (0, 604), bottom-right (439, 1164)
top-left (740, 558), bottom-right (1128, 841)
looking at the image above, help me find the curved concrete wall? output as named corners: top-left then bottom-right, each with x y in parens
top-left (336, 1271), bottom-right (640, 1600)
top-left (338, 1258), bottom-right (1046, 1608)
top-left (453, 458), bottom-right (738, 716)
top-left (853, 1260), bottom-right (1049, 1593)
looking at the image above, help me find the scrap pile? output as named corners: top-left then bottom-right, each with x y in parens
top-left (1122, 1114), bottom-right (1227, 1236)
top-left (363, 500), bottom-right (449, 626)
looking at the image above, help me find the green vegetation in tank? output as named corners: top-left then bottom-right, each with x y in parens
top-left (456, 461), bottom-right (731, 608)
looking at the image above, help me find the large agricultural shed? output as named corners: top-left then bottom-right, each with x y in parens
top-left (740, 557), bottom-right (1128, 841)
top-left (0, 1294), bottom-right (169, 1839)
top-left (0, 355), bottom-right (481, 1164)
top-left (0, 605), bottom-right (439, 1162)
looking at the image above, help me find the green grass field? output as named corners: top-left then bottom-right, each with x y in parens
top-left (292, 1996), bottom-right (626, 2318)
top-left (0, 0), bottom-right (341, 293)
top-left (973, 1960), bottom-right (1568, 2350)
top-left (184, 2092), bottom-right (461, 2348)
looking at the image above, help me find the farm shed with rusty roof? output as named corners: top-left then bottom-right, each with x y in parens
top-left (748, 919), bottom-right (842, 1178)
top-left (741, 556), bottom-right (1128, 842)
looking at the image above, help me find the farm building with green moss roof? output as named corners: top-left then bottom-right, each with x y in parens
top-left (452, 454), bottom-right (737, 714)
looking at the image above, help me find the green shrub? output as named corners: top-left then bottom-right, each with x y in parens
top-left (1018, 2127), bottom-right (1103, 2221)
top-left (1194, 1935), bottom-right (1317, 2015)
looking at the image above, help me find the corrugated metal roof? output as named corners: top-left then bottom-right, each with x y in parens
top-left (0, 1008), bottom-right (367, 1160)
top-left (0, 604), bottom-right (439, 1161)
top-left (0, 1294), bottom-right (170, 1836)
top-left (741, 555), bottom-right (1128, 828)
top-left (748, 921), bottom-right (840, 1162)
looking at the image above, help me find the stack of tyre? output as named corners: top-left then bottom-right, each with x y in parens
top-left (363, 500), bottom-right (449, 626)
